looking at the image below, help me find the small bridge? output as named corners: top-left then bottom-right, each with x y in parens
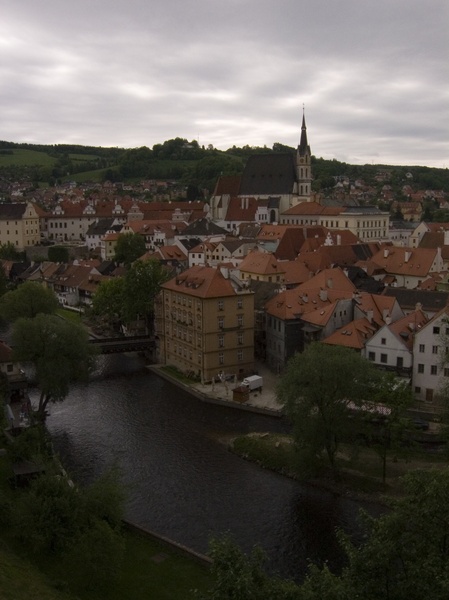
top-left (89, 335), bottom-right (155, 354)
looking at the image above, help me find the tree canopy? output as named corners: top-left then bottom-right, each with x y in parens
top-left (92, 258), bottom-right (170, 332)
top-left (114, 232), bottom-right (146, 266)
top-left (0, 281), bottom-right (59, 322)
top-left (277, 343), bottom-right (386, 473)
top-left (12, 313), bottom-right (97, 417)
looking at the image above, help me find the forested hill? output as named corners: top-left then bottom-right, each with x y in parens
top-left (0, 137), bottom-right (448, 195)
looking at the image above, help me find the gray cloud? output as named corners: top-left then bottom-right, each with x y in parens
top-left (1, 0), bottom-right (448, 167)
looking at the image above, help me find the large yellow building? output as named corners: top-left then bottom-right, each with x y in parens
top-left (155, 265), bottom-right (254, 382)
top-left (0, 202), bottom-right (40, 250)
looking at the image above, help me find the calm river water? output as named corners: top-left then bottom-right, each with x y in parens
top-left (32, 353), bottom-right (379, 580)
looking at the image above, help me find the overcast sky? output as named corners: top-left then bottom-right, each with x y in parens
top-left (1, 0), bottom-right (448, 167)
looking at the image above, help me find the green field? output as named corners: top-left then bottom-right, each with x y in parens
top-left (0, 149), bottom-right (56, 167)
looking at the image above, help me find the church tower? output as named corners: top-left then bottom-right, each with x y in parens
top-left (295, 109), bottom-right (312, 204)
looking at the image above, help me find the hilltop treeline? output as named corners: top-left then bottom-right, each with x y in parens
top-left (1, 137), bottom-right (448, 195)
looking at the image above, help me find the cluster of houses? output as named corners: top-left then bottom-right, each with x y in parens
top-left (2, 116), bottom-right (449, 410)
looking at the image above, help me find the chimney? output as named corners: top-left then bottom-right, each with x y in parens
top-left (337, 234), bottom-right (341, 246)
top-left (404, 250), bottom-right (412, 263)
top-left (327, 278), bottom-right (333, 289)
top-left (444, 230), bottom-right (449, 246)
top-left (366, 309), bottom-right (374, 323)
top-left (383, 248), bottom-right (389, 259)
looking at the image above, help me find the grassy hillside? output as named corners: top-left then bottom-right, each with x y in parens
top-left (0, 544), bottom-right (76, 600)
top-left (0, 148), bottom-right (57, 168)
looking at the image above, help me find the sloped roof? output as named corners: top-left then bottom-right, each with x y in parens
top-left (239, 250), bottom-right (285, 276)
top-left (224, 196), bottom-right (258, 222)
top-left (382, 288), bottom-right (449, 313)
top-left (182, 218), bottom-right (228, 236)
top-left (0, 203), bottom-right (27, 219)
top-left (354, 292), bottom-right (399, 327)
top-left (298, 267), bottom-right (356, 294)
top-left (162, 265), bottom-right (237, 298)
top-left (369, 246), bottom-right (438, 278)
top-left (280, 260), bottom-right (312, 287)
top-left (323, 318), bottom-right (377, 349)
top-left (212, 175), bottom-right (242, 197)
top-left (239, 153), bottom-right (297, 196)
top-left (388, 309), bottom-right (428, 350)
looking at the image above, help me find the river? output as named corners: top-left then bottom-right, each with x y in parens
top-left (30, 353), bottom-right (379, 580)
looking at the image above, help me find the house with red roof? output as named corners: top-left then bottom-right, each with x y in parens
top-left (367, 246), bottom-right (444, 289)
top-left (156, 265), bottom-right (254, 382)
top-left (264, 267), bottom-right (356, 371)
top-left (363, 308), bottom-right (428, 375)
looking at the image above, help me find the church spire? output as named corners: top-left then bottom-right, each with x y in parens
top-left (298, 106), bottom-right (310, 156)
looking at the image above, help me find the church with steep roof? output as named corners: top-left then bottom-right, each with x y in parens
top-left (211, 111), bottom-right (314, 223)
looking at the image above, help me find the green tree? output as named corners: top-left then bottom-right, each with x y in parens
top-left (0, 264), bottom-right (8, 297)
top-left (91, 276), bottom-right (126, 328)
top-left (13, 474), bottom-right (85, 554)
top-left (114, 232), bottom-right (146, 267)
top-left (12, 314), bottom-right (97, 418)
top-left (0, 281), bottom-right (59, 322)
top-left (198, 535), bottom-right (301, 600)
top-left (0, 241), bottom-right (23, 260)
top-left (277, 343), bottom-right (381, 475)
top-left (122, 259), bottom-right (170, 332)
top-left (48, 245), bottom-right (70, 263)
top-left (338, 468), bottom-right (449, 600)
top-left (361, 375), bottom-right (413, 485)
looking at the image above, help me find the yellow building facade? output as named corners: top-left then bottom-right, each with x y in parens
top-left (155, 266), bottom-right (254, 382)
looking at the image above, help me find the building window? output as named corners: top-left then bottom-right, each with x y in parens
top-left (368, 352), bottom-right (375, 361)
top-left (380, 354), bottom-right (387, 364)
top-left (433, 326), bottom-right (440, 334)
top-left (218, 334), bottom-right (224, 348)
top-left (238, 332), bottom-right (243, 345)
top-left (444, 367), bottom-right (449, 377)
top-left (431, 365), bottom-right (438, 375)
top-left (237, 349), bottom-right (243, 362)
top-left (218, 300), bottom-right (224, 311)
top-left (219, 352), bottom-right (224, 365)
top-left (432, 346), bottom-right (439, 354)
top-left (419, 344), bottom-right (425, 353)
top-left (381, 338), bottom-right (386, 345)
top-left (218, 317), bottom-right (224, 329)
top-left (238, 315), bottom-right (243, 328)
top-left (418, 364), bottom-right (424, 374)
top-left (415, 387), bottom-right (421, 393)
top-left (237, 298), bottom-right (243, 309)
top-left (6, 363), bottom-right (13, 372)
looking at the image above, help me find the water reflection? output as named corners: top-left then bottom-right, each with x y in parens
top-left (38, 354), bottom-right (378, 580)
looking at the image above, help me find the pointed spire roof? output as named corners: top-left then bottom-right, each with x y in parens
top-left (298, 108), bottom-right (311, 156)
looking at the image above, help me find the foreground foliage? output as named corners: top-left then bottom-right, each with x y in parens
top-left (201, 469), bottom-right (449, 600)
top-left (0, 281), bottom-right (59, 321)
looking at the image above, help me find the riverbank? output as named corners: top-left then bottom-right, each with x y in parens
top-left (148, 362), bottom-right (283, 417)
top-left (147, 365), bottom-right (283, 417)
top-left (229, 432), bottom-right (449, 504)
